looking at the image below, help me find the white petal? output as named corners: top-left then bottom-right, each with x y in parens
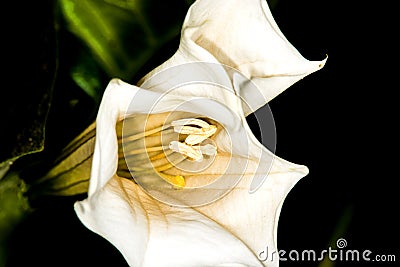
top-left (195, 155), bottom-right (308, 267)
top-left (75, 176), bottom-right (263, 267)
top-left (88, 79), bottom-right (135, 195)
top-left (88, 78), bottom-right (162, 195)
top-left (185, 0), bottom-right (326, 113)
top-left (191, 121), bottom-right (309, 265)
top-left (138, 0), bottom-right (326, 115)
top-left (191, 94), bottom-right (309, 266)
top-left (138, 54), bottom-right (242, 116)
top-left (159, 124), bottom-right (308, 267)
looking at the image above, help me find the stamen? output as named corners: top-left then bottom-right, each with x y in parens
top-left (169, 141), bottom-right (203, 161)
top-left (122, 145), bottom-right (168, 157)
top-left (133, 155), bottom-right (187, 175)
top-left (119, 125), bottom-right (171, 144)
top-left (147, 128), bottom-right (175, 137)
top-left (149, 150), bottom-right (174, 161)
top-left (185, 125), bottom-right (217, 145)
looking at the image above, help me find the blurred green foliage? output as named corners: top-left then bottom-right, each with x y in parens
top-left (0, 172), bottom-right (30, 267)
top-left (59, 0), bottom-right (191, 96)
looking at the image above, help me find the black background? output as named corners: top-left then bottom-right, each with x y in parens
top-left (3, 0), bottom-right (398, 266)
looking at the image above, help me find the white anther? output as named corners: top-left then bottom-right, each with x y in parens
top-left (171, 118), bottom-right (210, 129)
top-left (173, 125), bottom-right (203, 135)
top-left (185, 126), bottom-right (217, 145)
top-left (169, 141), bottom-right (203, 161)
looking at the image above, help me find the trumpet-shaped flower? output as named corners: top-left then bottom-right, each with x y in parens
top-left (74, 0), bottom-right (326, 266)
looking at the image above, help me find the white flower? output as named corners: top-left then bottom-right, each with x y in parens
top-left (74, 0), bottom-right (326, 266)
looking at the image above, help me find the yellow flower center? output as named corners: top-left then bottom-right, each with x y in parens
top-left (117, 113), bottom-right (218, 189)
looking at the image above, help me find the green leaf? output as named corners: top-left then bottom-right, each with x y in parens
top-left (71, 51), bottom-right (103, 103)
top-left (0, 1), bottom-right (57, 166)
top-left (58, 0), bottom-right (189, 81)
top-left (0, 172), bottom-right (31, 267)
top-left (29, 122), bottom-right (96, 197)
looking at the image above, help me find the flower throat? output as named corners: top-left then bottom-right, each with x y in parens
top-left (117, 113), bottom-right (218, 188)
